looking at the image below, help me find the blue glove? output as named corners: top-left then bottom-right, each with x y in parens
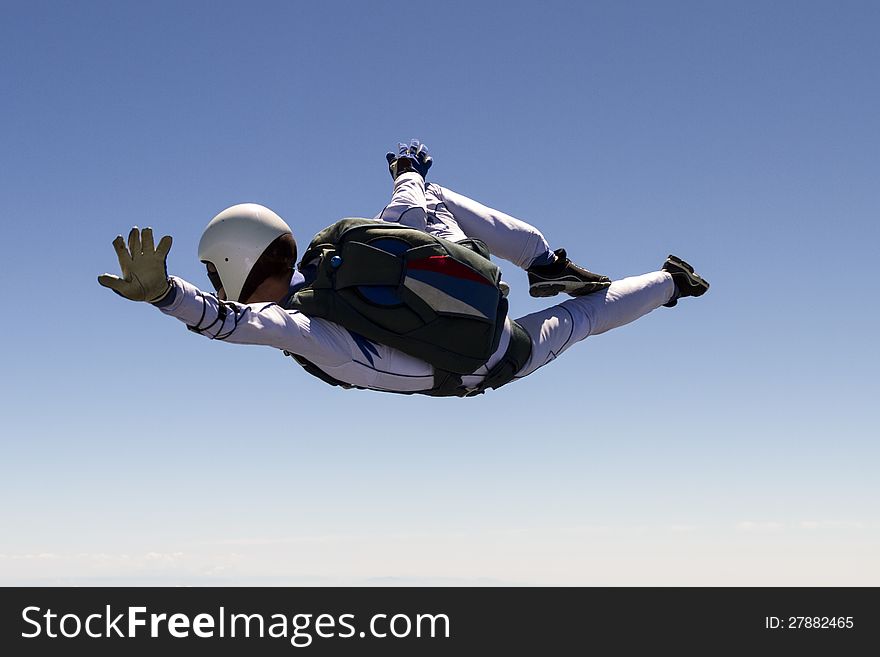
top-left (386, 139), bottom-right (433, 180)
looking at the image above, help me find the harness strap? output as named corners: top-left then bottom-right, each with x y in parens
top-left (284, 319), bottom-right (532, 398)
top-left (463, 319), bottom-right (532, 396)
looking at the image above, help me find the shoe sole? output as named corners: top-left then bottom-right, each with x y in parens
top-left (666, 255), bottom-right (693, 272)
top-left (664, 254), bottom-right (709, 295)
top-left (529, 281), bottom-right (611, 298)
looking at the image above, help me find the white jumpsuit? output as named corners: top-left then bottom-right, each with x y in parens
top-left (157, 173), bottom-right (676, 393)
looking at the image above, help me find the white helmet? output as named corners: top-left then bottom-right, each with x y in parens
top-left (198, 203), bottom-right (292, 302)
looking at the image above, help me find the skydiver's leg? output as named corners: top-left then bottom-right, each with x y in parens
top-left (426, 184), bottom-right (611, 296)
top-left (513, 271), bottom-right (675, 378)
top-left (376, 176), bottom-right (609, 296)
top-left (375, 175), bottom-right (570, 267)
top-left (374, 174), bottom-right (495, 247)
top-left (425, 184), bottom-right (554, 269)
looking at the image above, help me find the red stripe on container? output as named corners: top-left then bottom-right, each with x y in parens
top-left (407, 255), bottom-right (493, 286)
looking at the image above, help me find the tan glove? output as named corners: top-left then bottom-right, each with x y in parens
top-left (98, 227), bottom-right (173, 302)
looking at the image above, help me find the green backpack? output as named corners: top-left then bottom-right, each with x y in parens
top-left (285, 218), bottom-right (532, 397)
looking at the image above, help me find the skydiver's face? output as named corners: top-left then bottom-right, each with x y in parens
top-left (242, 272), bottom-right (293, 304)
top-left (205, 262), bottom-right (227, 300)
top-left (204, 262), bottom-right (291, 304)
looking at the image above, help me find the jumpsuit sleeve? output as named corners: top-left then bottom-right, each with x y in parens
top-left (374, 171), bottom-right (428, 230)
top-left (154, 276), bottom-right (354, 368)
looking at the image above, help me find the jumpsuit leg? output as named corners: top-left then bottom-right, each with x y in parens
top-left (374, 173), bottom-right (674, 384)
top-left (427, 184), bottom-right (553, 269)
top-left (514, 271), bottom-right (676, 378)
top-left (375, 174), bottom-right (553, 268)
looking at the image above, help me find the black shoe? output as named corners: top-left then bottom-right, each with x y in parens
top-left (662, 255), bottom-right (709, 307)
top-left (527, 248), bottom-right (611, 297)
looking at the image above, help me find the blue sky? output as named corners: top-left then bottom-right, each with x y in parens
top-left (1, 0), bottom-right (878, 585)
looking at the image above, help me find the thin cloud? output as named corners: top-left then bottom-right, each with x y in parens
top-left (736, 520), bottom-right (869, 532)
top-left (736, 521), bottom-right (785, 532)
top-left (798, 520), bottom-right (867, 530)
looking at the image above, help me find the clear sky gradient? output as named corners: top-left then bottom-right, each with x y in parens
top-left (1, 0), bottom-right (878, 585)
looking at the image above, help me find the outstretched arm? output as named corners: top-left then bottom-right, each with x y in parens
top-left (97, 227), bottom-right (352, 368)
top-left (155, 276), bottom-right (351, 366)
top-left (375, 171), bottom-right (429, 230)
top-left (375, 139), bottom-right (434, 229)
